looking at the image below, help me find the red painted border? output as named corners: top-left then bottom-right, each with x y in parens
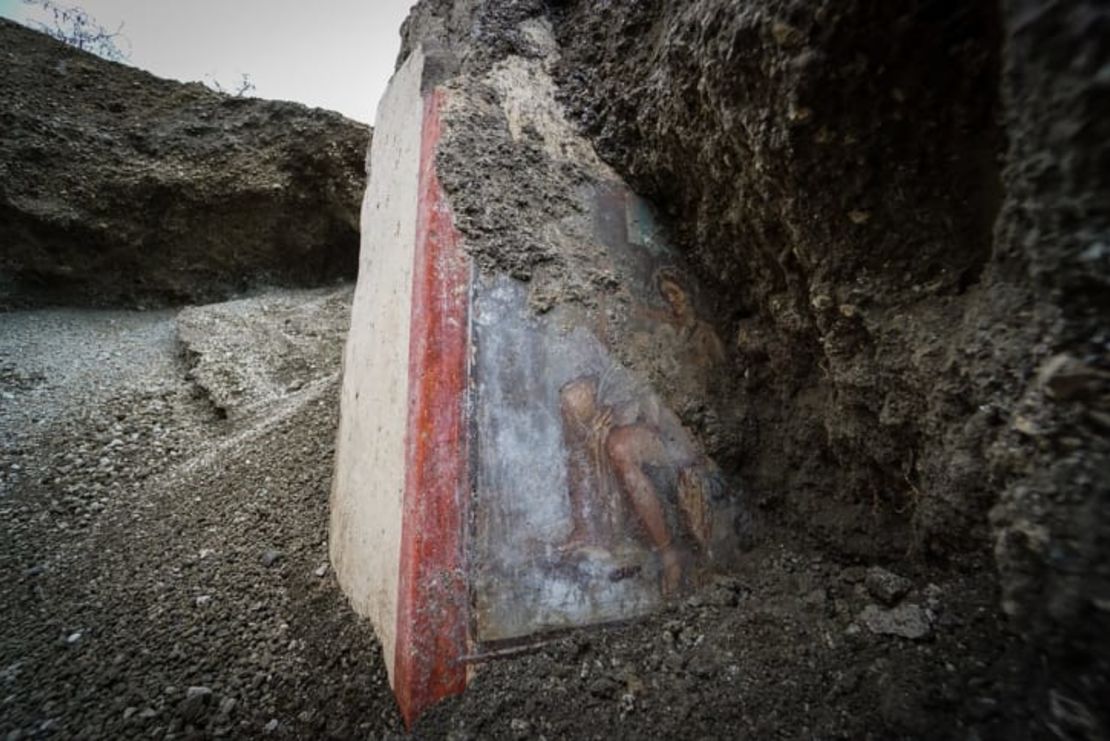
top-left (394, 88), bottom-right (471, 728)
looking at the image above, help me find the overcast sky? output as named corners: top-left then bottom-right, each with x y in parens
top-left (0, 0), bottom-right (417, 122)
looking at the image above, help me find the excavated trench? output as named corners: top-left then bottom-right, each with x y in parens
top-left (1, 1), bottom-right (1107, 738)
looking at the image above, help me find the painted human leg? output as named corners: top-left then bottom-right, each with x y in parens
top-left (557, 378), bottom-right (607, 549)
top-left (605, 424), bottom-right (682, 594)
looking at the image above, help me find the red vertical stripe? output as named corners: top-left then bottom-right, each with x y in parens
top-left (393, 88), bottom-right (471, 728)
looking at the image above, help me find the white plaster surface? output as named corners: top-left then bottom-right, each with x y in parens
top-left (329, 47), bottom-right (427, 685)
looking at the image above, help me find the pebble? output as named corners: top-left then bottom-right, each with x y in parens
top-left (803, 587), bottom-right (827, 609)
top-left (588, 675), bottom-right (620, 699)
top-left (219, 696), bottom-right (237, 717)
top-left (865, 567), bottom-right (912, 606)
top-left (858, 603), bottom-right (931, 640)
top-left (196, 594), bottom-right (212, 607)
top-left (314, 563), bottom-right (328, 578)
top-left (179, 687), bottom-right (213, 723)
top-left (686, 652), bottom-right (720, 678)
top-left (261, 549), bottom-right (282, 567)
top-left (840, 566), bottom-right (867, 584)
top-left (509, 717), bottom-right (531, 739)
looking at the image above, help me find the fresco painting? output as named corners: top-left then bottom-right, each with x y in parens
top-left (469, 185), bottom-right (737, 644)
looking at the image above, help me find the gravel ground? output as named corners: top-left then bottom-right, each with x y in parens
top-left (418, 543), bottom-right (1032, 740)
top-left (1, 286), bottom-right (1032, 740)
top-left (0, 286), bottom-right (403, 739)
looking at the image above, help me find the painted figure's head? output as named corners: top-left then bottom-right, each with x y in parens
top-left (655, 267), bottom-right (690, 321)
top-left (559, 376), bottom-right (600, 427)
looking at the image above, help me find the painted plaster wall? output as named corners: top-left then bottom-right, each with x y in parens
top-left (329, 47), bottom-right (427, 683)
top-left (469, 187), bottom-right (739, 644)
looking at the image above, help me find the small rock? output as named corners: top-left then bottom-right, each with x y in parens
top-left (702, 586), bottom-right (739, 608)
top-left (195, 595), bottom-right (212, 607)
top-left (770, 20), bottom-right (801, 47)
top-left (588, 675), bottom-right (620, 699)
top-left (702, 575), bottom-right (745, 607)
top-left (261, 549), bottom-right (282, 567)
top-left (264, 718), bottom-right (279, 734)
top-left (686, 651), bottom-right (719, 678)
top-left (179, 687), bottom-right (213, 723)
top-left (1039, 354), bottom-right (1110, 401)
top-left (865, 567), bottom-right (912, 606)
top-left (1049, 690), bottom-right (1099, 736)
top-left (967, 696), bottom-right (1000, 721)
top-left (509, 718), bottom-right (531, 739)
top-left (313, 563), bottom-right (328, 578)
top-left (66, 631), bottom-right (82, 644)
top-left (21, 565), bottom-right (45, 579)
top-left (623, 671), bottom-right (645, 695)
top-left (218, 697), bottom-right (237, 717)
top-left (684, 593), bottom-right (706, 608)
top-left (123, 707), bottom-right (137, 721)
top-left (859, 603), bottom-right (931, 640)
top-left (803, 587), bottom-right (827, 609)
top-left (840, 566), bottom-right (867, 584)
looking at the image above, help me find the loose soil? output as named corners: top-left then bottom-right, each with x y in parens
top-left (0, 288), bottom-right (402, 739)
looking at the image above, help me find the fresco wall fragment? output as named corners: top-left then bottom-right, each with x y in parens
top-left (469, 186), bottom-right (740, 645)
top-left (331, 41), bottom-right (746, 727)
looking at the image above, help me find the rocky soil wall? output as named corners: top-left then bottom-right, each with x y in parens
top-left (0, 19), bottom-right (370, 307)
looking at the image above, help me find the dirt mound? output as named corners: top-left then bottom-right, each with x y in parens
top-left (0, 19), bottom-right (370, 308)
